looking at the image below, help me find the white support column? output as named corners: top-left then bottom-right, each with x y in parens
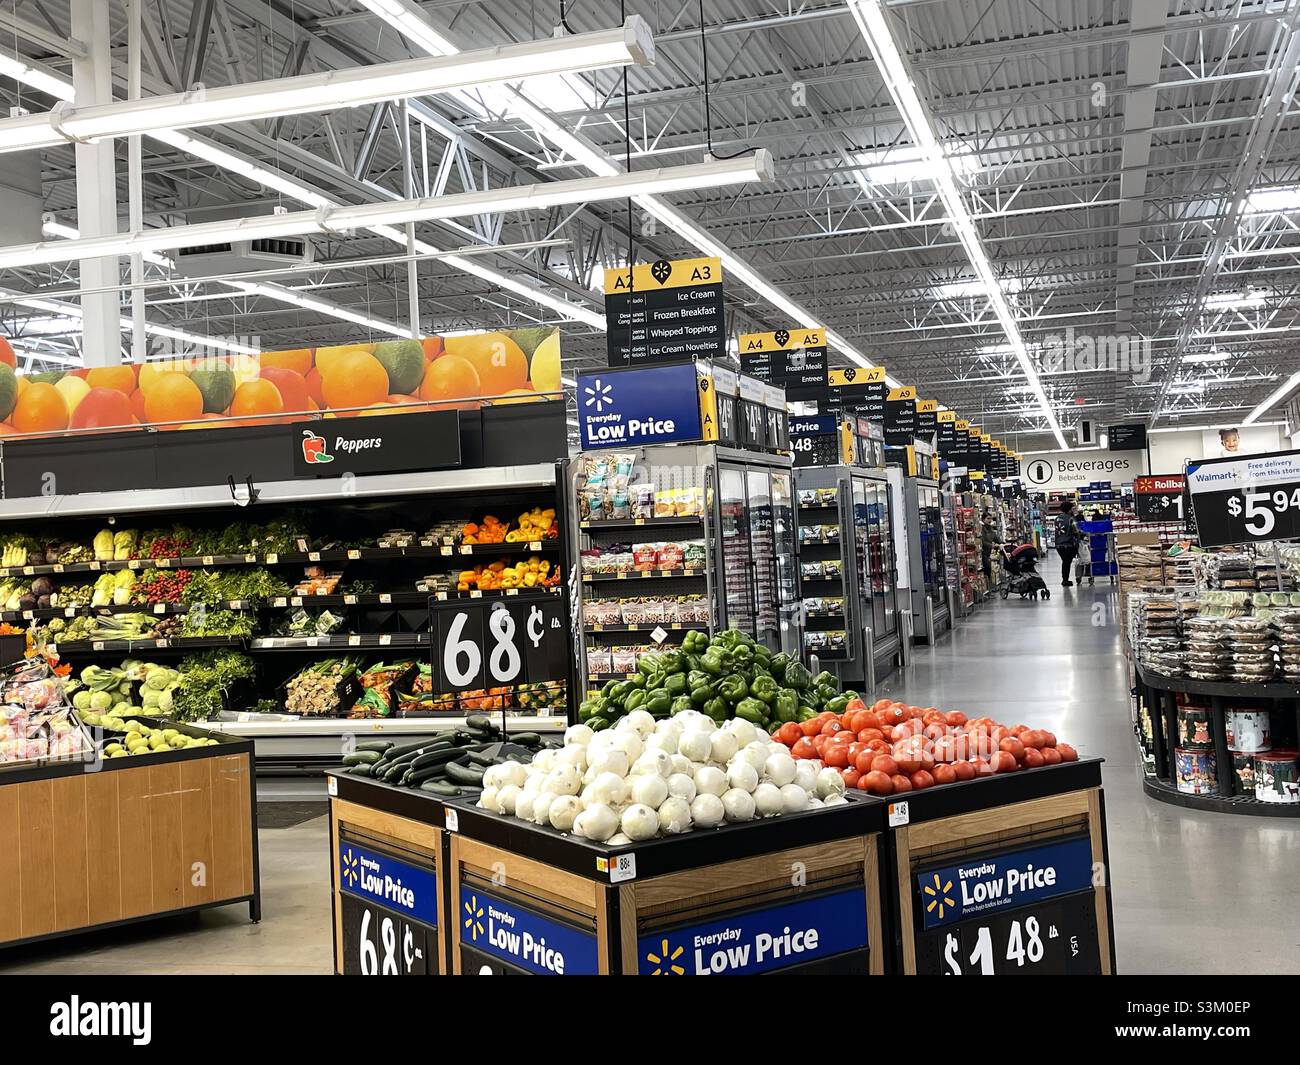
top-left (128, 0), bottom-right (146, 362)
top-left (71, 0), bottom-right (121, 367)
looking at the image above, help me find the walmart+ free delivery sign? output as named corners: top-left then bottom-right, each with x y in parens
top-left (578, 364), bottom-right (703, 450)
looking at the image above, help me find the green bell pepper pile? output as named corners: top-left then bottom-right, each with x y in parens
top-left (582, 627), bottom-right (840, 731)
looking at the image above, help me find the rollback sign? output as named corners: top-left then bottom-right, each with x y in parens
top-left (1134, 474), bottom-right (1186, 523)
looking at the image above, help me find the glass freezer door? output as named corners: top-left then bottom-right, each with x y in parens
top-left (918, 485), bottom-right (944, 600)
top-left (746, 468), bottom-right (779, 650)
top-left (769, 468), bottom-right (799, 655)
top-left (718, 466), bottom-right (755, 635)
top-left (868, 482), bottom-right (898, 637)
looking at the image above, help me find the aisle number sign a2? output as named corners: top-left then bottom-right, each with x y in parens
top-left (1187, 449), bottom-right (1300, 548)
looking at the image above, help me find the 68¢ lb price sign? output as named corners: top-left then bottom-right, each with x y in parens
top-left (1187, 449), bottom-right (1300, 548)
top-left (431, 597), bottom-right (567, 691)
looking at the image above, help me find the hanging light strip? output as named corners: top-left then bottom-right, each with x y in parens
top-left (0, 20), bottom-right (654, 154)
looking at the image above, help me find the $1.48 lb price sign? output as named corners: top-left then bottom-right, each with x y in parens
top-left (1187, 449), bottom-right (1300, 548)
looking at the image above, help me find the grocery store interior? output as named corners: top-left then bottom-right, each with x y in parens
top-left (1, 0), bottom-right (1298, 981)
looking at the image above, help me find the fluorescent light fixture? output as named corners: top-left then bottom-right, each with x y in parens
top-left (0, 51), bottom-right (71, 99)
top-left (42, 218), bottom-right (174, 269)
top-left (977, 344), bottom-right (1015, 358)
top-left (846, 0), bottom-right (1066, 449)
top-left (1245, 371), bottom-right (1300, 424)
top-left (359, 0), bottom-right (889, 381)
top-left (1182, 349), bottom-right (1229, 364)
top-left (1243, 186), bottom-right (1300, 214)
top-left (0, 153), bottom-right (774, 271)
top-left (1204, 290), bottom-right (1269, 310)
top-left (561, 376), bottom-right (576, 387)
top-left (0, 21), bottom-right (654, 154)
top-left (1170, 381), bottom-right (1206, 395)
top-left (936, 277), bottom-right (1020, 300)
top-left (225, 280), bottom-right (408, 337)
top-left (1152, 420), bottom-right (1284, 433)
top-left (856, 146), bottom-right (980, 186)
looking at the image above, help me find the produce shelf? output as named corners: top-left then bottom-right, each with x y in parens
top-left (268, 592), bottom-right (431, 608)
top-left (50, 635), bottom-right (247, 653)
top-left (204, 714), bottom-right (566, 737)
top-left (580, 569), bottom-right (706, 582)
top-left (585, 623), bottom-right (701, 634)
top-left (18, 598), bottom-right (258, 621)
top-left (249, 634), bottom-right (429, 650)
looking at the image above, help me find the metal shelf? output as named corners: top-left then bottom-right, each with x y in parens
top-left (581, 569), bottom-right (706, 582)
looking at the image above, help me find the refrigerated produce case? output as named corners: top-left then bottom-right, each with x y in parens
top-left (569, 443), bottom-right (799, 687)
top-left (794, 464), bottom-right (902, 687)
top-left (904, 478), bottom-right (951, 643)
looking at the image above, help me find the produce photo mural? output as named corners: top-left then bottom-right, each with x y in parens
top-left (0, 327), bottom-right (562, 438)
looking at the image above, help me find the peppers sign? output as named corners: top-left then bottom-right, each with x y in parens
top-left (915, 837), bottom-right (1094, 930)
top-left (638, 889), bottom-right (868, 975)
top-left (576, 362), bottom-right (706, 449)
top-left (459, 887), bottom-right (599, 975)
top-left (338, 842), bottom-right (438, 928)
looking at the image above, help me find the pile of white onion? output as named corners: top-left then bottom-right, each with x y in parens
top-left (478, 709), bottom-right (848, 844)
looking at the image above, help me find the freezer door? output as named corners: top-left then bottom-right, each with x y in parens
top-left (870, 481), bottom-right (899, 636)
top-left (746, 467), bottom-right (780, 650)
top-left (918, 484), bottom-right (944, 599)
top-left (769, 467), bottom-right (800, 655)
top-left (717, 465), bottom-right (756, 635)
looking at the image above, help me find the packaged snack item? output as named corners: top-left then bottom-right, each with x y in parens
top-left (633, 543), bottom-right (659, 572)
top-left (683, 540), bottom-right (707, 569)
top-left (633, 483), bottom-right (656, 520)
top-left (587, 647), bottom-right (613, 675)
top-left (658, 541), bottom-right (685, 571)
top-left (676, 485), bottom-right (704, 516)
top-left (611, 646), bottom-right (639, 674)
top-left (654, 488), bottom-right (678, 518)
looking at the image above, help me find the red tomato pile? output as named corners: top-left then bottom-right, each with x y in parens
top-left (772, 697), bottom-right (1078, 796)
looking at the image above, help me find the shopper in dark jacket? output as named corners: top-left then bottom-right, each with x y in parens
top-left (980, 513), bottom-right (998, 580)
top-left (1055, 499), bottom-right (1081, 586)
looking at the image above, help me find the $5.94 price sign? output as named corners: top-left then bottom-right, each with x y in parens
top-left (431, 597), bottom-right (567, 692)
top-left (1187, 449), bottom-right (1300, 548)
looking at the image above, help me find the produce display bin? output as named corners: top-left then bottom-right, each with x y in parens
top-left (0, 721), bottom-right (259, 949)
top-left (881, 758), bottom-right (1115, 975)
top-left (443, 795), bottom-right (888, 975)
top-left (327, 771), bottom-right (450, 975)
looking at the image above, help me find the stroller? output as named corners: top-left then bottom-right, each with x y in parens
top-left (1000, 542), bottom-right (1050, 600)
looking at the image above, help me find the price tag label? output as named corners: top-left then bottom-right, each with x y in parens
top-left (379, 593), bottom-right (392, 604)
top-left (202, 556), bottom-right (214, 566)
top-left (379, 634), bottom-right (392, 646)
top-left (349, 635), bottom-right (362, 647)
top-left (440, 546), bottom-right (452, 556)
top-left (53, 564), bottom-right (64, 573)
top-left (308, 552), bottom-right (321, 562)
top-left (306, 636), bottom-right (320, 647)
top-left (65, 607), bottom-right (76, 617)
top-left (291, 596), bottom-right (303, 606)
top-left (265, 552), bottom-right (278, 565)
top-left (154, 603), bottom-right (166, 614)
top-left (888, 800), bottom-right (910, 827)
top-left (1188, 450), bottom-right (1300, 548)
top-left (444, 808), bottom-right (459, 833)
top-left (470, 590), bottom-right (482, 599)
top-left (327, 776), bottom-right (338, 798)
top-left (89, 561), bottom-right (102, 570)
top-left (262, 638), bottom-right (277, 648)
top-left (459, 545), bottom-right (473, 555)
top-left (273, 597), bottom-right (287, 607)
top-left (617, 572), bottom-right (627, 580)
top-left (344, 595), bottom-right (358, 605)
top-left (92, 641), bottom-right (105, 651)
top-left (505, 588), bottom-right (518, 597)
top-left (128, 559), bottom-right (141, 570)
top-left (347, 549), bottom-right (361, 560)
top-left (245, 554), bottom-right (257, 563)
top-left (296, 538), bottom-right (309, 552)
top-left (22, 566), bottom-right (33, 575)
top-left (315, 588), bottom-right (327, 596)
top-left (155, 639), bottom-right (169, 648)
top-left (528, 541), bottom-right (542, 551)
top-left (21, 609), bottom-right (32, 620)
top-left (606, 853), bottom-right (636, 883)
top-left (155, 558), bottom-right (168, 568)
top-left (650, 625), bottom-right (668, 644)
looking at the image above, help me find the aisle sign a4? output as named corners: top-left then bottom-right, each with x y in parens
top-left (739, 327), bottom-right (829, 402)
top-left (1187, 449), bottom-right (1300, 547)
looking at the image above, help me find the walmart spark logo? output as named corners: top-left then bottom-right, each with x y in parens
top-left (644, 938), bottom-right (686, 975)
top-left (341, 848), bottom-right (359, 889)
top-left (583, 377), bottom-right (614, 412)
top-left (463, 895), bottom-right (485, 941)
top-left (922, 873), bottom-right (956, 920)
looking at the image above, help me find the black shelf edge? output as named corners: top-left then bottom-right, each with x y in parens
top-left (50, 636), bottom-right (246, 653)
top-left (1141, 773), bottom-right (1299, 817)
top-left (886, 758), bottom-right (1105, 825)
top-left (1137, 665), bottom-right (1300, 700)
top-left (585, 623), bottom-right (705, 635)
top-left (581, 570), bottom-right (707, 583)
top-left (579, 517), bottom-right (704, 530)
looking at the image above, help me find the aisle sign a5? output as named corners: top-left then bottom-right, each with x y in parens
top-left (738, 327), bottom-right (829, 402)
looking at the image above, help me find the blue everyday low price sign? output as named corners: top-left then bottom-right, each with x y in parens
top-left (458, 887), bottom-right (600, 975)
top-left (577, 363), bottom-right (704, 449)
top-left (916, 836), bottom-right (1094, 930)
top-left (338, 842), bottom-right (438, 928)
top-left (637, 888), bottom-right (868, 975)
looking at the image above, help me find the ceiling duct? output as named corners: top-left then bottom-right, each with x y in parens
top-left (169, 204), bottom-right (313, 278)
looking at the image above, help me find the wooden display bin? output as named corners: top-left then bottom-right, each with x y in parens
top-left (327, 771), bottom-right (448, 975)
top-left (883, 758), bottom-right (1115, 975)
top-left (0, 722), bottom-right (259, 949)
top-left (445, 796), bottom-right (888, 975)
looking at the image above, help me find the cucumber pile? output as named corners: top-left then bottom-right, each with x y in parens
top-left (339, 712), bottom-right (557, 798)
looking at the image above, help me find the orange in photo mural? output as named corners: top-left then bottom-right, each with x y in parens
top-left (0, 327), bottom-right (562, 438)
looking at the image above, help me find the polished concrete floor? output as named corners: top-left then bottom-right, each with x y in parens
top-left (3, 585), bottom-right (1295, 974)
